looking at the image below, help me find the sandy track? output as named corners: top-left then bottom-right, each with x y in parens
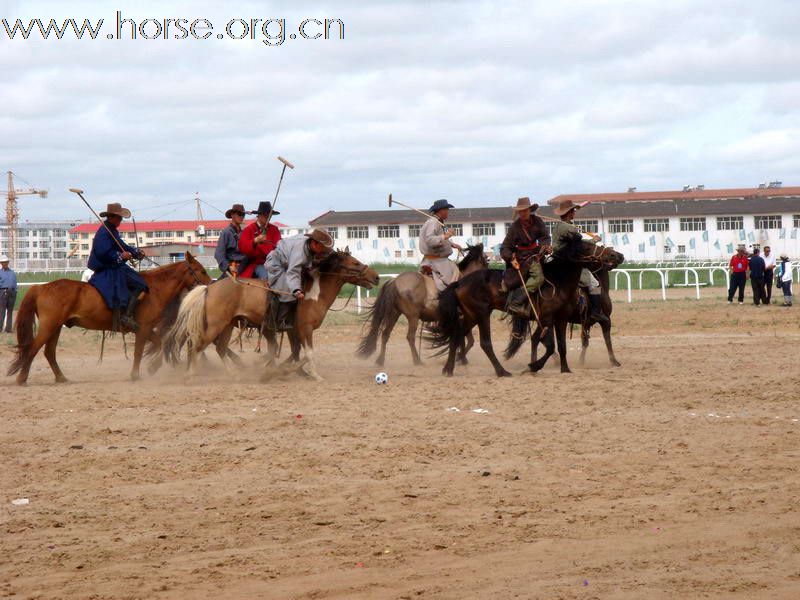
top-left (2, 297), bottom-right (799, 599)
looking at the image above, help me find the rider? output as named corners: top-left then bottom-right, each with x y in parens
top-left (265, 228), bottom-right (334, 331)
top-left (214, 203), bottom-right (249, 278)
top-left (550, 198), bottom-right (610, 326)
top-left (500, 197), bottom-right (551, 317)
top-left (87, 202), bottom-right (147, 331)
top-left (419, 199), bottom-right (463, 292)
top-left (238, 201), bottom-right (282, 279)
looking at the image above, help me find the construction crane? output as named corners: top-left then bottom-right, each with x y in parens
top-left (4, 171), bottom-right (48, 261)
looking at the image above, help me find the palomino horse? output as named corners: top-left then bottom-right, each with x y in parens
top-left (357, 244), bottom-right (488, 366)
top-left (503, 242), bottom-right (624, 373)
top-left (429, 233), bottom-right (621, 377)
top-left (162, 248), bottom-right (379, 381)
top-left (7, 252), bottom-right (211, 385)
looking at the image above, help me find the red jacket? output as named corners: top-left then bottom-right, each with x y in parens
top-left (237, 221), bottom-right (281, 278)
top-left (729, 254), bottom-right (749, 273)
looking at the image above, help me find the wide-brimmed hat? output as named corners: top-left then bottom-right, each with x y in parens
top-left (0, 254), bottom-right (9, 262)
top-left (250, 201), bottom-right (280, 217)
top-left (225, 203), bottom-right (246, 218)
top-left (551, 198), bottom-right (589, 216)
top-left (304, 228), bottom-right (334, 251)
top-left (513, 197), bottom-right (540, 212)
top-left (780, 252), bottom-right (789, 260)
top-left (429, 199), bottom-right (455, 213)
top-left (99, 202), bottom-right (131, 219)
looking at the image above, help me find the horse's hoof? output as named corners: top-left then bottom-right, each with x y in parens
top-left (55, 376), bottom-right (68, 384)
top-left (529, 362), bottom-right (543, 373)
top-left (561, 368), bottom-right (572, 374)
top-left (498, 369), bottom-right (512, 378)
top-left (458, 358), bottom-right (469, 366)
top-left (611, 360), bottom-right (622, 367)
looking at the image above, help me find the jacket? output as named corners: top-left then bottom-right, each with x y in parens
top-left (87, 222), bottom-right (148, 309)
top-left (266, 235), bottom-right (312, 302)
top-left (418, 217), bottom-right (453, 258)
top-left (748, 255), bottom-right (765, 279)
top-left (500, 216), bottom-right (551, 264)
top-left (238, 221), bottom-right (281, 278)
top-left (214, 223), bottom-right (248, 276)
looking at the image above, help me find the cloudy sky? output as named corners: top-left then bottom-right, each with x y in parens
top-left (2, 0), bottom-right (799, 226)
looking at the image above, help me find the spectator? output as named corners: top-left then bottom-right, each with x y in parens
top-left (0, 254), bottom-right (18, 333)
top-left (777, 253), bottom-right (793, 307)
top-left (748, 248), bottom-right (766, 306)
top-left (762, 246), bottom-right (776, 304)
top-left (727, 245), bottom-right (748, 304)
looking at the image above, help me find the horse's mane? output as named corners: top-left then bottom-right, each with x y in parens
top-left (457, 243), bottom-right (485, 271)
top-left (542, 232), bottom-right (588, 284)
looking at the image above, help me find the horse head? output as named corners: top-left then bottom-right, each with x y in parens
top-left (317, 246), bottom-right (380, 289)
top-left (183, 251), bottom-right (213, 286)
top-left (457, 243), bottom-right (489, 273)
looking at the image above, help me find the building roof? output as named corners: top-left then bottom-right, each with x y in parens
top-left (69, 219), bottom-right (287, 234)
top-left (549, 186), bottom-right (800, 203)
top-left (309, 208), bottom-right (518, 227)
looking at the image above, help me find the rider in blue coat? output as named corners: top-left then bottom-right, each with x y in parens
top-left (88, 202), bottom-right (147, 331)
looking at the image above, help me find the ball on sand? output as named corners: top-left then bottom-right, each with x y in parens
top-left (375, 372), bottom-right (388, 385)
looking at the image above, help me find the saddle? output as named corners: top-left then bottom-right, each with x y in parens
top-left (502, 252), bottom-right (538, 291)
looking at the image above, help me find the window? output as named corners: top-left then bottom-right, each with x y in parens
top-left (472, 223), bottom-right (495, 237)
top-left (394, 250), bottom-right (402, 258)
top-left (17, 252), bottom-right (28, 259)
top-left (54, 241), bottom-right (67, 248)
top-left (504, 222), bottom-right (512, 234)
top-left (447, 223), bottom-right (464, 236)
top-left (679, 217), bottom-right (706, 231)
top-left (38, 229), bottom-right (48, 236)
top-left (53, 229), bottom-right (65, 236)
top-left (608, 219), bottom-right (633, 233)
top-left (175, 230), bottom-right (184, 238)
top-left (377, 225), bottom-right (399, 238)
top-left (755, 215), bottom-right (782, 229)
top-left (406, 250), bottom-right (414, 257)
top-left (408, 224), bottom-right (422, 238)
top-left (154, 231), bottom-right (172, 238)
top-left (347, 226), bottom-right (369, 239)
top-left (574, 219), bottom-right (599, 233)
top-left (793, 215), bottom-right (800, 228)
top-left (146, 231), bottom-right (154, 238)
top-left (81, 233), bottom-right (89, 240)
top-left (644, 218), bottom-right (669, 232)
top-left (677, 245), bottom-right (686, 253)
top-left (326, 227), bottom-right (339, 240)
top-left (31, 241), bottom-right (38, 248)
top-left (717, 216), bottom-right (743, 231)
top-left (54, 252), bottom-right (66, 258)
top-left (81, 244), bottom-right (89, 250)
top-left (663, 245), bottom-right (671, 254)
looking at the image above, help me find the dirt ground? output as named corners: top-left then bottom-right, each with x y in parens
top-left (2, 292), bottom-right (800, 599)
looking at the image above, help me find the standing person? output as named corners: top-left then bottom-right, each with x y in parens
top-left (266, 229), bottom-right (334, 330)
top-left (87, 203), bottom-right (147, 331)
top-left (762, 245), bottom-right (776, 304)
top-left (727, 245), bottom-right (748, 304)
top-left (419, 199), bottom-right (463, 292)
top-left (214, 203), bottom-right (249, 277)
top-left (0, 254), bottom-right (18, 333)
top-left (748, 247), bottom-right (766, 306)
top-left (777, 253), bottom-right (793, 306)
top-left (499, 197), bottom-right (551, 316)
top-left (238, 201), bottom-right (282, 279)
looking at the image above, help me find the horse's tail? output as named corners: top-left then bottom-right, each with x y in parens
top-left (7, 286), bottom-right (39, 377)
top-left (356, 279), bottom-right (399, 358)
top-left (426, 283), bottom-right (464, 356)
top-left (503, 316), bottom-right (530, 359)
top-left (162, 285), bottom-right (208, 365)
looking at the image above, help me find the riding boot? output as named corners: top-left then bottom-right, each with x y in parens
top-left (120, 292), bottom-right (142, 332)
top-left (505, 287), bottom-right (531, 318)
top-left (588, 294), bottom-right (610, 326)
top-left (276, 301), bottom-right (297, 331)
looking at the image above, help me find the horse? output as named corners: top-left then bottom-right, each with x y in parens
top-left (503, 243), bottom-right (625, 373)
top-left (575, 264), bottom-right (622, 367)
top-left (162, 248), bottom-right (380, 381)
top-left (7, 252), bottom-right (211, 385)
top-left (428, 233), bottom-right (619, 377)
top-left (356, 244), bottom-right (488, 366)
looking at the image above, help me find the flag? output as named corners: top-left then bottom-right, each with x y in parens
top-left (383, 247), bottom-right (390, 257)
top-left (612, 234), bottom-right (619, 246)
top-left (779, 229), bottom-right (786, 239)
top-left (727, 243), bottom-right (734, 253)
top-left (622, 233), bottom-right (630, 245)
top-left (482, 236), bottom-right (488, 246)
top-left (702, 230), bottom-right (709, 242)
top-left (638, 242), bottom-right (645, 253)
top-left (713, 239), bottom-right (721, 250)
top-left (356, 241), bottom-right (363, 251)
top-left (197, 245), bottom-right (205, 255)
top-left (408, 239), bottom-right (415, 249)
top-left (372, 239), bottom-right (378, 249)
top-left (792, 228), bottom-right (798, 239)
top-left (689, 237), bottom-right (696, 250)
top-left (666, 237), bottom-right (675, 248)
top-left (747, 231), bottom-right (755, 242)
top-left (397, 239), bottom-right (404, 249)
top-left (649, 235), bottom-right (656, 247)
top-left (466, 237), bottom-right (473, 245)
top-left (739, 229), bottom-right (746, 241)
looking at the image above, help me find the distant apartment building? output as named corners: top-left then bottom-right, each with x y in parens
top-left (0, 220), bottom-right (81, 259)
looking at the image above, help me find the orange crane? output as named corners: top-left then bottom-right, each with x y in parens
top-left (4, 170), bottom-right (48, 261)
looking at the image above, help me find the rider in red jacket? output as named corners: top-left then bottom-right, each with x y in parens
top-left (238, 201), bottom-right (282, 279)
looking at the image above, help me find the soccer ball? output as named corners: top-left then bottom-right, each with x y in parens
top-left (375, 372), bottom-right (388, 385)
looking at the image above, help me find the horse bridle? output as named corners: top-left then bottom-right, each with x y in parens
top-left (184, 260), bottom-right (207, 286)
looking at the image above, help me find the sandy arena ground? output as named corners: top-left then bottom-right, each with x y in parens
top-left (2, 292), bottom-right (800, 599)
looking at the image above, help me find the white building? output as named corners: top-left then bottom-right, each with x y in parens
top-left (309, 185), bottom-right (800, 264)
top-left (0, 220), bottom-right (81, 259)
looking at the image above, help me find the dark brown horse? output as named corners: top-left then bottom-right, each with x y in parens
top-left (429, 233), bottom-right (621, 376)
top-left (504, 246), bottom-right (624, 373)
top-left (7, 253), bottom-right (212, 385)
top-left (356, 244), bottom-right (488, 366)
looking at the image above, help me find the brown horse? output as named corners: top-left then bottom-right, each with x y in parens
top-left (7, 252), bottom-right (211, 385)
top-left (504, 245), bottom-right (624, 373)
top-left (356, 244), bottom-right (488, 366)
top-left (162, 248), bottom-right (379, 381)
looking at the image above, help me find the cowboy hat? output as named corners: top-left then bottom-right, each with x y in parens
top-left (0, 254), bottom-right (9, 262)
top-left (304, 228), bottom-right (334, 250)
top-left (512, 197), bottom-right (540, 212)
top-left (249, 201), bottom-right (280, 217)
top-left (429, 199), bottom-right (455, 213)
top-left (551, 198), bottom-right (589, 216)
top-left (780, 252), bottom-right (789, 260)
top-left (99, 202), bottom-right (131, 219)
top-left (225, 203), bottom-right (246, 218)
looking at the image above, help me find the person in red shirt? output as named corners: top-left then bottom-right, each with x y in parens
top-left (727, 244), bottom-right (749, 304)
top-left (238, 201), bottom-right (282, 279)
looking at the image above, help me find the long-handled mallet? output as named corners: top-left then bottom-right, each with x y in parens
top-left (389, 193), bottom-right (462, 254)
top-left (512, 256), bottom-right (548, 336)
top-left (265, 156), bottom-right (294, 225)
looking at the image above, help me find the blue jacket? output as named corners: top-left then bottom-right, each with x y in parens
top-left (748, 255), bottom-right (765, 279)
top-left (88, 222), bottom-right (148, 309)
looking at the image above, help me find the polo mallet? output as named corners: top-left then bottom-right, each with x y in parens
top-left (389, 194), bottom-right (461, 253)
top-left (515, 264), bottom-right (548, 336)
top-left (265, 156), bottom-right (294, 225)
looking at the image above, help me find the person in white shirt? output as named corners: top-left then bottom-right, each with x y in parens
top-left (776, 253), bottom-right (792, 307)
top-left (762, 246), bottom-right (777, 304)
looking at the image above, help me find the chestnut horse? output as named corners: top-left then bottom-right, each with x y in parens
top-left (162, 248), bottom-right (379, 381)
top-left (7, 252), bottom-right (211, 385)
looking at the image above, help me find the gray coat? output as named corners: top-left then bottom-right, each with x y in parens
top-left (266, 235), bottom-right (312, 302)
top-left (214, 224), bottom-right (248, 276)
